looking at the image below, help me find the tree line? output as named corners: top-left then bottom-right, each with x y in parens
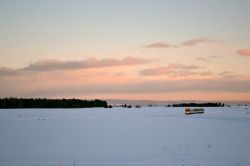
top-left (171, 102), bottom-right (224, 107)
top-left (0, 98), bottom-right (108, 108)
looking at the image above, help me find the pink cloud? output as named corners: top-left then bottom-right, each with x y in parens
top-left (218, 71), bottom-right (234, 76)
top-left (0, 67), bottom-right (17, 76)
top-left (168, 63), bottom-right (201, 70)
top-left (1, 66), bottom-right (250, 100)
top-left (21, 56), bottom-right (150, 72)
top-left (200, 71), bottom-right (213, 76)
top-left (217, 71), bottom-right (238, 79)
top-left (140, 66), bottom-right (172, 76)
top-left (146, 42), bottom-right (175, 48)
top-left (196, 57), bottom-right (211, 63)
top-left (182, 37), bottom-right (217, 46)
top-left (208, 55), bottom-right (221, 58)
top-left (140, 63), bottom-right (201, 76)
top-left (2, 74), bottom-right (250, 99)
top-left (237, 49), bottom-right (250, 57)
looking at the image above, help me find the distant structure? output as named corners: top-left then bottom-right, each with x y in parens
top-left (185, 108), bottom-right (204, 115)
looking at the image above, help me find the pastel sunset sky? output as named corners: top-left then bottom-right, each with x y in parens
top-left (0, 0), bottom-right (250, 100)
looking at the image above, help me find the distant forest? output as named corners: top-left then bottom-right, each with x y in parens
top-left (0, 98), bottom-right (108, 108)
top-left (171, 102), bottom-right (224, 107)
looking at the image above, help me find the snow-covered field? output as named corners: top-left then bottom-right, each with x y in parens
top-left (0, 106), bottom-right (250, 166)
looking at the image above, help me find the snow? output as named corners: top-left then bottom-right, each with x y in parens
top-left (0, 106), bottom-right (250, 166)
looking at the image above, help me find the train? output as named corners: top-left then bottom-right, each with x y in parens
top-left (185, 108), bottom-right (204, 115)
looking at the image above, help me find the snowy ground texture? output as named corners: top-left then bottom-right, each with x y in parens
top-left (0, 106), bottom-right (250, 166)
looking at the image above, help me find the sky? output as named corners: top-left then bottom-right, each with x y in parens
top-left (0, 0), bottom-right (250, 101)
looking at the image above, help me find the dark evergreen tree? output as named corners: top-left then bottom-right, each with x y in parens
top-left (0, 98), bottom-right (107, 108)
top-left (172, 102), bottom-right (224, 107)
